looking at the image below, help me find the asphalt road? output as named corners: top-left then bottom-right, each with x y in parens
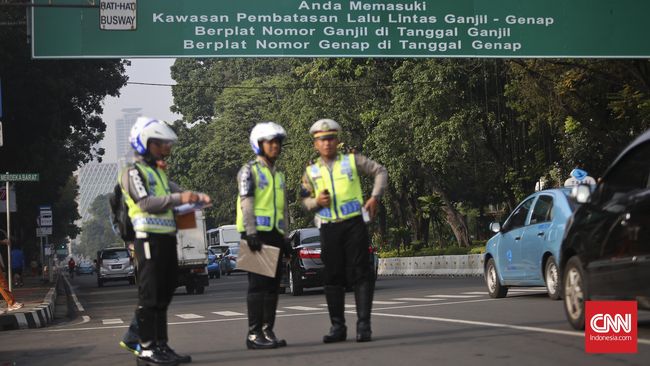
top-left (0, 273), bottom-right (648, 366)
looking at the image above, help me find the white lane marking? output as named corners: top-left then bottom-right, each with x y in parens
top-left (47, 299), bottom-right (495, 332)
top-left (373, 301), bottom-right (407, 305)
top-left (372, 312), bottom-right (589, 339)
top-left (284, 306), bottom-right (322, 311)
top-left (63, 275), bottom-right (85, 312)
top-left (176, 314), bottom-right (204, 319)
top-left (371, 311), bottom-right (647, 347)
top-left (102, 318), bottom-right (124, 325)
top-left (212, 311), bottom-right (245, 317)
top-left (319, 304), bottom-right (355, 308)
top-left (426, 295), bottom-right (479, 299)
top-left (276, 310), bottom-right (285, 313)
top-left (462, 292), bottom-right (488, 295)
top-left (393, 298), bottom-right (444, 302)
top-left (43, 296), bottom-right (650, 347)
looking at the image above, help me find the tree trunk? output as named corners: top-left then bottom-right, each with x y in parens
top-left (432, 187), bottom-right (471, 248)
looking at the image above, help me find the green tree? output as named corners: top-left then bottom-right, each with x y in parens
top-left (0, 9), bottom-right (127, 253)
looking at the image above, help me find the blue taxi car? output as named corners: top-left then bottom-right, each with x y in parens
top-left (484, 188), bottom-right (578, 299)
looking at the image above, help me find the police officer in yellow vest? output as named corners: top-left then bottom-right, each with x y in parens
top-left (300, 119), bottom-right (387, 343)
top-left (121, 117), bottom-right (210, 366)
top-left (236, 122), bottom-right (291, 350)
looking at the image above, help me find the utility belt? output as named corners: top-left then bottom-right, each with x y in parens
top-left (318, 215), bottom-right (365, 228)
top-left (135, 231), bottom-right (177, 240)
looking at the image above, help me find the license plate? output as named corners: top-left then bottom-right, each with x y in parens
top-left (111, 264), bottom-right (122, 269)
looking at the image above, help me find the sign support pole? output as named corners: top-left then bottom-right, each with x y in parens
top-left (40, 235), bottom-right (45, 282)
top-left (5, 175), bottom-right (11, 292)
top-left (47, 235), bottom-right (53, 283)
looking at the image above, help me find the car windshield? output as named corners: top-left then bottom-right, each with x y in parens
top-left (211, 246), bottom-right (228, 254)
top-left (101, 250), bottom-right (129, 260)
top-left (229, 247), bottom-right (240, 255)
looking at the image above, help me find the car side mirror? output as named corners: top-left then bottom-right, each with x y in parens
top-left (489, 222), bottom-right (501, 233)
top-left (571, 184), bottom-right (592, 204)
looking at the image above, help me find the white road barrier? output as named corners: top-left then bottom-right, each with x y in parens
top-left (378, 254), bottom-right (484, 276)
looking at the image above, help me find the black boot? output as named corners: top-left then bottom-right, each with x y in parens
top-left (246, 293), bottom-right (277, 349)
top-left (160, 342), bottom-right (192, 364)
top-left (323, 286), bottom-right (347, 343)
top-left (136, 307), bottom-right (156, 349)
top-left (263, 293), bottom-right (287, 347)
top-left (157, 311), bottom-right (192, 363)
top-left (136, 344), bottom-right (179, 366)
top-left (355, 280), bottom-right (375, 342)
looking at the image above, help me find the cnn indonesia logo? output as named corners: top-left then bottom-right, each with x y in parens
top-left (585, 301), bottom-right (637, 353)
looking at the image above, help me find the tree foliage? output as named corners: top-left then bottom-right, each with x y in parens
top-left (0, 9), bottom-right (127, 257)
top-left (167, 58), bottom-right (650, 248)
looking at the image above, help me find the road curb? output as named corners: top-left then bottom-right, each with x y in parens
top-left (0, 275), bottom-right (59, 331)
top-left (378, 254), bottom-right (485, 277)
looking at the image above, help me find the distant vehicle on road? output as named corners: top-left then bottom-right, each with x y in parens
top-left (485, 188), bottom-right (580, 300)
top-left (76, 261), bottom-right (94, 275)
top-left (207, 248), bottom-right (221, 279)
top-left (282, 227), bottom-right (378, 296)
top-left (176, 210), bottom-right (210, 295)
top-left (96, 247), bottom-right (135, 287)
top-left (285, 228), bottom-right (323, 296)
top-left (206, 225), bottom-right (241, 247)
top-left (560, 130), bottom-right (650, 329)
top-left (220, 246), bottom-right (239, 276)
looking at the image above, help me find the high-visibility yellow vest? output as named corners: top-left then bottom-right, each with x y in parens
top-left (120, 162), bottom-right (176, 234)
top-left (236, 161), bottom-right (286, 234)
top-left (306, 153), bottom-right (364, 223)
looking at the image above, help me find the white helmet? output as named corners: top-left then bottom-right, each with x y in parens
top-left (129, 117), bottom-right (178, 155)
top-left (249, 122), bottom-right (286, 155)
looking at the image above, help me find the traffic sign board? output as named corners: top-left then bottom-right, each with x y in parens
top-left (39, 205), bottom-right (53, 227)
top-left (32, 0), bottom-right (650, 58)
top-left (36, 227), bottom-right (52, 237)
top-left (0, 173), bottom-right (40, 182)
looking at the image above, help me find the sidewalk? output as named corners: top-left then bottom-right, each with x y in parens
top-left (0, 271), bottom-right (59, 331)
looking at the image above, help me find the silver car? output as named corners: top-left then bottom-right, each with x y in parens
top-left (96, 247), bottom-right (135, 287)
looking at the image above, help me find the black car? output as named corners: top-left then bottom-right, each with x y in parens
top-left (285, 228), bottom-right (323, 296)
top-left (560, 130), bottom-right (650, 329)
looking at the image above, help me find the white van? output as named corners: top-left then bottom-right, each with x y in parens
top-left (206, 224), bottom-right (241, 247)
top-left (176, 210), bottom-right (209, 294)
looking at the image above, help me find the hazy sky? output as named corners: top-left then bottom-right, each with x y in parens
top-left (100, 58), bottom-right (180, 162)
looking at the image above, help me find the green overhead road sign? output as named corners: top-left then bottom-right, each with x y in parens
top-left (0, 173), bottom-right (40, 182)
top-left (32, 0), bottom-right (650, 58)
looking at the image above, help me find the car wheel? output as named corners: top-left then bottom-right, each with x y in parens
top-left (215, 270), bottom-right (221, 279)
top-left (289, 269), bottom-right (303, 296)
top-left (544, 256), bottom-right (560, 300)
top-left (186, 285), bottom-right (195, 295)
top-left (129, 277), bottom-right (136, 285)
top-left (563, 256), bottom-right (588, 330)
top-left (485, 258), bottom-right (508, 298)
top-left (195, 286), bottom-right (205, 295)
